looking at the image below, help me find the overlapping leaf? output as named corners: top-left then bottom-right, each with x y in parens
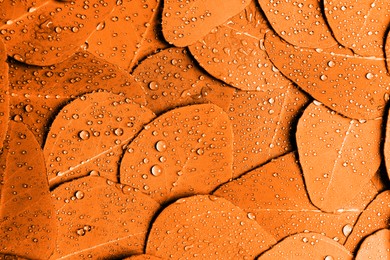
top-left (189, 1), bottom-right (291, 91)
top-left (51, 176), bottom-right (160, 259)
top-left (162, 0), bottom-right (251, 46)
top-left (258, 232), bottom-right (353, 259)
top-left (324, 0), bottom-right (390, 57)
top-left (214, 152), bottom-right (378, 244)
top-left (0, 0), bottom-right (117, 65)
top-left (132, 47), bottom-right (234, 115)
top-left (297, 102), bottom-right (382, 212)
top-left (228, 85), bottom-right (309, 177)
top-left (0, 122), bottom-right (56, 259)
top-left (146, 195), bottom-right (276, 258)
top-left (265, 32), bottom-right (390, 119)
top-left (44, 91), bottom-right (155, 188)
top-left (9, 51), bottom-right (146, 146)
top-left (0, 39), bottom-right (8, 149)
top-left (355, 229), bottom-right (390, 260)
top-left (120, 104), bottom-right (233, 204)
top-left (258, 0), bottom-right (338, 48)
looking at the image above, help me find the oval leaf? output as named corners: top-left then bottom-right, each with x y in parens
top-left (258, 232), bottom-right (353, 259)
top-left (265, 32), bottom-right (390, 119)
top-left (51, 176), bottom-right (160, 259)
top-left (120, 104), bottom-right (233, 204)
top-left (228, 85), bottom-right (309, 177)
top-left (258, 0), bottom-right (337, 48)
top-left (214, 152), bottom-right (378, 244)
top-left (146, 195), bottom-right (276, 258)
top-left (188, 1), bottom-right (291, 91)
top-left (344, 191), bottom-right (390, 253)
top-left (162, 0), bottom-right (251, 46)
top-left (9, 51), bottom-right (146, 146)
top-left (383, 107), bottom-right (390, 181)
top-left (132, 47), bottom-right (234, 115)
top-left (86, 0), bottom-right (168, 71)
top-left (44, 91), bottom-right (155, 188)
top-left (324, 0), bottom-right (390, 57)
top-left (0, 122), bottom-right (56, 259)
top-left (0, 39), bottom-right (9, 149)
top-left (355, 229), bottom-right (390, 260)
top-left (0, 0), bottom-right (116, 65)
top-left (297, 103), bottom-right (381, 212)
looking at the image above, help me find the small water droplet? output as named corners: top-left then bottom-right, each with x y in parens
top-left (342, 224), bottom-right (353, 236)
top-left (155, 140), bottom-right (167, 152)
top-left (148, 81), bottom-right (159, 90)
top-left (75, 191), bottom-right (84, 199)
top-left (114, 128), bottom-right (124, 136)
top-left (247, 212), bottom-right (256, 220)
top-left (96, 21), bottom-right (105, 31)
top-left (151, 165), bottom-right (163, 176)
top-left (320, 74), bottom-right (328, 81)
top-left (76, 228), bottom-right (85, 236)
top-left (24, 104), bottom-right (33, 113)
top-left (78, 130), bottom-right (90, 140)
top-left (365, 72), bottom-right (374, 80)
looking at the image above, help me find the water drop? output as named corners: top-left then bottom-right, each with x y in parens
top-left (114, 128), bottom-right (124, 136)
top-left (342, 224), bottom-right (353, 236)
top-left (155, 140), bottom-right (167, 152)
top-left (365, 72), bottom-right (374, 80)
top-left (76, 228), bottom-right (85, 236)
top-left (96, 21), bottom-right (105, 31)
top-left (247, 212), bottom-right (256, 220)
top-left (78, 130), bottom-right (90, 140)
top-left (151, 165), bottom-right (163, 176)
top-left (148, 81), bottom-right (159, 90)
top-left (75, 191), bottom-right (84, 199)
top-left (24, 104), bottom-right (33, 113)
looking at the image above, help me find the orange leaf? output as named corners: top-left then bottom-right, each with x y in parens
top-left (297, 102), bottom-right (382, 212)
top-left (162, 0), bottom-right (251, 46)
top-left (0, 39), bottom-right (9, 150)
top-left (146, 195), bottom-right (276, 258)
top-left (120, 104), bottom-right (233, 204)
top-left (132, 47), bottom-right (234, 115)
top-left (51, 176), bottom-right (160, 259)
top-left (228, 85), bottom-right (309, 177)
top-left (264, 32), bottom-right (390, 119)
top-left (258, 232), bottom-right (353, 259)
top-left (214, 152), bottom-right (378, 244)
top-left (86, 0), bottom-right (169, 71)
top-left (344, 191), bottom-right (390, 253)
top-left (324, 0), bottom-right (390, 57)
top-left (383, 107), bottom-right (390, 181)
top-left (9, 51), bottom-right (146, 146)
top-left (355, 229), bottom-right (390, 260)
top-left (0, 122), bottom-right (56, 259)
top-left (258, 0), bottom-right (337, 48)
top-left (188, 1), bottom-right (290, 91)
top-left (0, 0), bottom-right (46, 24)
top-left (44, 91), bottom-right (155, 188)
top-left (0, 0), bottom-right (116, 65)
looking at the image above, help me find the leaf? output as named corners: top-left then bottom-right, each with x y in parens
top-left (344, 190), bottom-right (390, 253)
top-left (44, 91), bottom-right (155, 188)
top-left (132, 47), bottom-right (234, 115)
top-left (228, 84), bottom-right (309, 177)
top-left (258, 0), bottom-right (338, 48)
top-left (146, 195), bottom-right (276, 258)
top-left (0, 0), bottom-right (117, 65)
top-left (0, 39), bottom-right (9, 150)
top-left (355, 229), bottom-right (390, 260)
top-left (0, 0), bottom-right (46, 24)
top-left (86, 0), bottom-right (169, 71)
top-left (257, 232), bottom-right (353, 259)
top-left (162, 0), bottom-right (251, 47)
top-left (297, 102), bottom-right (382, 212)
top-left (383, 108), bottom-right (390, 181)
top-left (50, 176), bottom-right (160, 259)
top-left (0, 122), bottom-right (56, 259)
top-left (120, 104), bottom-right (233, 204)
top-left (9, 51), bottom-right (146, 146)
top-left (188, 1), bottom-right (291, 91)
top-left (264, 32), bottom-right (390, 120)
top-left (324, 0), bottom-right (390, 57)
top-left (214, 152), bottom-right (378, 244)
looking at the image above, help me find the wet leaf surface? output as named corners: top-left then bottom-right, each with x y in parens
top-left (265, 32), bottom-right (390, 120)
top-left (228, 85), bottom-right (309, 177)
top-left (324, 0), bottom-right (390, 57)
top-left (297, 103), bottom-right (382, 212)
top-left (0, 0), bottom-right (46, 24)
top-left (51, 176), bottom-right (160, 259)
top-left (189, 1), bottom-right (291, 91)
top-left (344, 190), bottom-right (390, 253)
top-left (258, 0), bottom-right (338, 48)
top-left (120, 104), bottom-right (233, 205)
top-left (257, 232), bottom-right (353, 259)
top-left (214, 152), bottom-right (378, 244)
top-left (8, 51), bottom-right (146, 146)
top-left (146, 195), bottom-right (276, 258)
top-left (355, 229), bottom-right (390, 260)
top-left (132, 47), bottom-right (234, 115)
top-left (0, 0), bottom-right (116, 66)
top-left (0, 39), bottom-right (9, 150)
top-left (44, 91), bottom-right (155, 188)
top-left (162, 0), bottom-right (251, 47)
top-left (123, 255), bottom-right (162, 260)
top-left (0, 122), bottom-right (56, 259)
